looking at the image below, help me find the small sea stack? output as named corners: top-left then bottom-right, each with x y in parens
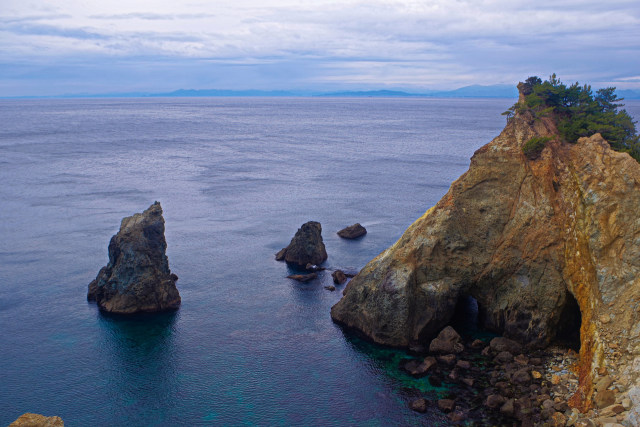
top-left (337, 223), bottom-right (367, 239)
top-left (275, 221), bottom-right (327, 267)
top-left (87, 201), bottom-right (181, 314)
top-left (332, 270), bottom-right (347, 285)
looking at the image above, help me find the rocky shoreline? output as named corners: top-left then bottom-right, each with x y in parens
top-left (399, 325), bottom-right (631, 426)
top-left (330, 82), bottom-right (640, 422)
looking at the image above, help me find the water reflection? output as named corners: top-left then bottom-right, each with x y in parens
top-left (341, 331), bottom-right (450, 424)
top-left (343, 330), bottom-right (450, 394)
top-left (96, 311), bottom-right (179, 425)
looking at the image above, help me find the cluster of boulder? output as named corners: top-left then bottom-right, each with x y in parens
top-left (275, 221), bottom-right (363, 289)
top-left (400, 325), bottom-right (631, 426)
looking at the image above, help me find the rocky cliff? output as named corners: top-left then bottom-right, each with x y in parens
top-left (87, 201), bottom-right (181, 314)
top-left (331, 98), bottom-right (640, 412)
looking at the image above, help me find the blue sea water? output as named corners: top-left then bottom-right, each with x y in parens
top-left (1, 97), bottom-right (638, 426)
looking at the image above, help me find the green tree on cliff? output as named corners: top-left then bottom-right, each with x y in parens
top-left (509, 74), bottom-right (640, 162)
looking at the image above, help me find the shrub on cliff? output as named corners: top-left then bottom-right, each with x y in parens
top-left (505, 74), bottom-right (640, 161)
top-left (522, 136), bottom-right (552, 159)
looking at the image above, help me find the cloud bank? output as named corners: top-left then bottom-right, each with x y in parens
top-left (1, 0), bottom-right (638, 96)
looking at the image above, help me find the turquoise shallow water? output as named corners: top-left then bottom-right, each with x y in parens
top-left (1, 97), bottom-right (638, 426)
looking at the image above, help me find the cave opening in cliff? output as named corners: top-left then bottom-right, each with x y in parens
top-left (554, 292), bottom-right (582, 352)
top-left (451, 294), bottom-right (480, 336)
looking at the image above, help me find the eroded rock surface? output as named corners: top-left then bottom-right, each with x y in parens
top-left (331, 95), bottom-right (640, 411)
top-left (9, 413), bottom-right (64, 427)
top-left (87, 201), bottom-right (181, 314)
top-left (275, 221), bottom-right (327, 267)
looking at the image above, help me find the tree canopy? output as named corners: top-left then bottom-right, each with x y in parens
top-left (505, 74), bottom-right (640, 162)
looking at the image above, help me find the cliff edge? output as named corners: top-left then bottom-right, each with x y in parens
top-left (331, 88), bottom-right (640, 414)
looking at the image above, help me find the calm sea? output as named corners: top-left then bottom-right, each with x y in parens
top-left (1, 97), bottom-right (638, 426)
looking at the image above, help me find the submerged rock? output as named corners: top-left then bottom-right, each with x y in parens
top-left (87, 202), bottom-right (181, 314)
top-left (337, 223), bottom-right (367, 239)
top-left (400, 356), bottom-right (437, 377)
top-left (331, 82), bottom-right (640, 410)
top-left (9, 413), bottom-right (64, 427)
top-left (287, 273), bottom-right (318, 282)
top-left (409, 398), bottom-right (429, 413)
top-left (276, 221), bottom-right (327, 267)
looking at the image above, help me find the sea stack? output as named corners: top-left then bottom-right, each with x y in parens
top-left (275, 221), bottom-right (328, 267)
top-left (331, 82), bottom-right (640, 413)
top-left (87, 201), bottom-right (181, 314)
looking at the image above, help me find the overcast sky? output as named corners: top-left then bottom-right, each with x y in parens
top-left (1, 0), bottom-right (639, 96)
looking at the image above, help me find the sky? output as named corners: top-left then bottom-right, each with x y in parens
top-left (1, 0), bottom-right (639, 96)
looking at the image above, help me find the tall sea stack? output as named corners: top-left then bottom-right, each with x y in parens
top-left (87, 201), bottom-right (181, 314)
top-left (331, 84), bottom-right (640, 414)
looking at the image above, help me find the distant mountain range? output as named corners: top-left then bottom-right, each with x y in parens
top-left (4, 85), bottom-right (640, 99)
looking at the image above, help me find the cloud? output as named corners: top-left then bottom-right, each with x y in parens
top-left (0, 0), bottom-right (638, 95)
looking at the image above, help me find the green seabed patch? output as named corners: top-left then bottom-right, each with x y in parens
top-left (345, 335), bottom-right (451, 395)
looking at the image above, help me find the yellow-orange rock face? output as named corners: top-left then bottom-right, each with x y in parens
top-left (9, 413), bottom-right (64, 427)
top-left (331, 109), bottom-right (640, 411)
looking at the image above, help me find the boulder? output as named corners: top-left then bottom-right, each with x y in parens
top-left (87, 202), bottom-right (180, 314)
top-left (429, 326), bottom-right (463, 354)
top-left (400, 356), bottom-right (437, 377)
top-left (409, 398), bottom-right (429, 413)
top-left (437, 399), bottom-right (455, 412)
top-left (9, 413), bottom-right (64, 426)
top-left (485, 394), bottom-right (506, 409)
top-left (594, 389), bottom-right (616, 409)
top-left (511, 368), bottom-right (531, 384)
top-left (494, 351), bottom-right (513, 363)
top-left (276, 221), bottom-right (327, 267)
top-left (490, 337), bottom-right (522, 355)
top-left (332, 270), bottom-right (347, 285)
top-left (595, 376), bottom-right (614, 392)
top-left (337, 223), bottom-right (367, 239)
top-left (437, 354), bottom-right (457, 365)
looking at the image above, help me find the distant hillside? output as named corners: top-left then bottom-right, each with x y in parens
top-left (317, 90), bottom-right (431, 97)
top-left (430, 84), bottom-right (518, 98)
top-left (618, 89), bottom-right (640, 100)
top-left (154, 89), bottom-right (305, 97)
top-left (4, 85), bottom-right (637, 100)
top-left (319, 85), bottom-right (518, 98)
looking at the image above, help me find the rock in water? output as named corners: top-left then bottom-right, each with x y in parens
top-left (429, 326), bottom-right (464, 354)
top-left (275, 221), bottom-right (327, 267)
top-left (286, 273), bottom-right (318, 282)
top-left (337, 223), bottom-right (367, 239)
top-left (87, 202), bottom-right (181, 314)
top-left (332, 270), bottom-right (347, 285)
top-left (331, 82), bottom-right (640, 410)
top-left (9, 413), bottom-right (64, 426)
